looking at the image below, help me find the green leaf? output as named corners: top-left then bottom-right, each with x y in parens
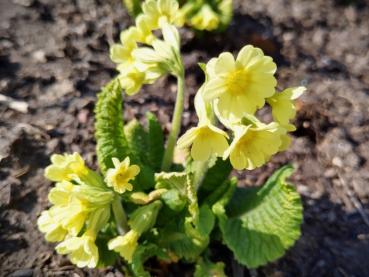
top-left (155, 172), bottom-right (188, 211)
top-left (130, 243), bottom-right (170, 277)
top-left (202, 179), bottom-right (232, 207)
top-left (217, 165), bottom-right (303, 268)
top-left (125, 119), bottom-right (155, 190)
top-left (155, 171), bottom-right (187, 192)
top-left (194, 258), bottom-right (227, 277)
top-left (146, 112), bottom-right (165, 172)
top-left (155, 172), bottom-right (215, 261)
top-left (95, 233), bottom-right (119, 268)
top-left (157, 205), bottom-right (215, 261)
top-left (94, 79), bottom-right (130, 174)
top-left (198, 158), bottom-right (232, 202)
top-left (124, 119), bottom-right (149, 164)
top-left (201, 159), bottom-right (232, 191)
top-left (161, 189), bottom-right (187, 211)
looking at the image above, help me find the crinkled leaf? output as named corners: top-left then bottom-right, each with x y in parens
top-left (155, 173), bottom-right (215, 260)
top-left (162, 189), bottom-right (187, 211)
top-left (95, 236), bottom-right (119, 268)
top-left (198, 158), bottom-right (232, 203)
top-left (146, 112), bottom-right (165, 172)
top-left (155, 172), bottom-right (193, 212)
top-left (194, 258), bottom-right (227, 277)
top-left (157, 205), bottom-right (215, 261)
top-left (94, 79), bottom-right (130, 174)
top-left (130, 243), bottom-right (170, 277)
top-left (217, 165), bottom-right (303, 268)
top-left (125, 119), bottom-right (155, 190)
top-left (155, 171), bottom-right (187, 194)
top-left (124, 119), bottom-right (148, 164)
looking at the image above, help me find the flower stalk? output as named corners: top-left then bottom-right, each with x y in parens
top-left (161, 72), bottom-right (185, 171)
top-left (112, 195), bottom-right (129, 235)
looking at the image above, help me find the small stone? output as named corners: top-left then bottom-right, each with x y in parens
top-left (332, 157), bottom-right (343, 168)
top-left (32, 50), bottom-right (47, 63)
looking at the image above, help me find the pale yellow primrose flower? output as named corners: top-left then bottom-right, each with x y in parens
top-left (224, 123), bottom-right (285, 170)
top-left (39, 182), bottom-right (86, 240)
top-left (110, 27), bottom-right (139, 70)
top-left (267, 86), bottom-right (306, 125)
top-left (105, 157), bottom-right (140, 194)
top-left (50, 198), bottom-right (88, 236)
top-left (117, 66), bottom-right (147, 95)
top-left (108, 230), bottom-right (139, 262)
top-left (110, 27), bottom-right (152, 95)
top-left (44, 153), bottom-right (88, 182)
top-left (203, 45), bottom-right (277, 122)
top-left (48, 180), bottom-right (74, 206)
top-left (37, 210), bottom-right (68, 242)
top-left (190, 4), bottom-right (220, 31)
top-left (135, 14), bottom-right (156, 44)
top-left (177, 90), bottom-right (229, 161)
top-left (141, 0), bottom-right (184, 29)
top-left (177, 123), bottom-right (229, 161)
top-left (56, 231), bottom-right (99, 268)
top-left (133, 23), bottom-right (182, 76)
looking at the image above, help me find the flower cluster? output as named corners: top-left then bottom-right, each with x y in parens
top-left (38, 153), bottom-right (144, 268)
top-left (178, 45), bottom-right (306, 170)
top-left (111, 0), bottom-right (184, 95)
top-left (38, 0), bottom-right (306, 273)
top-left (181, 0), bottom-right (232, 31)
top-left (124, 0), bottom-right (233, 32)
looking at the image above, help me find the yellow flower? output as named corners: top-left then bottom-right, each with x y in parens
top-left (110, 27), bottom-right (139, 69)
top-left (48, 181), bottom-right (74, 206)
top-left (190, 4), bottom-right (220, 31)
top-left (37, 210), bottom-right (67, 242)
top-left (177, 123), bottom-right (229, 161)
top-left (224, 122), bottom-right (285, 170)
top-left (277, 123), bottom-right (297, 151)
top-left (202, 45), bottom-right (277, 122)
top-left (51, 198), bottom-right (88, 236)
top-left (194, 85), bottom-right (214, 123)
top-left (44, 152), bottom-right (88, 182)
top-left (133, 23), bottom-right (182, 77)
top-left (177, 83), bottom-right (228, 161)
top-left (267, 86), bottom-right (306, 125)
top-left (142, 0), bottom-right (184, 29)
top-left (108, 230), bottom-right (139, 262)
top-left (105, 157), bottom-right (140, 194)
top-left (135, 14), bottom-right (156, 44)
top-left (56, 231), bottom-right (99, 268)
top-left (117, 66), bottom-right (147, 95)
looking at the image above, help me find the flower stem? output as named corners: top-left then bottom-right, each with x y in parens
top-left (112, 196), bottom-right (129, 235)
top-left (161, 73), bottom-right (185, 171)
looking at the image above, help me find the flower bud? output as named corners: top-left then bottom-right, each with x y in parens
top-left (129, 200), bottom-right (162, 235)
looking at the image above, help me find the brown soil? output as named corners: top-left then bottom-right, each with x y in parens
top-left (1, 0), bottom-right (369, 276)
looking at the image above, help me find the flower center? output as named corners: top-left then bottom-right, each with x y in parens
top-left (239, 131), bottom-right (256, 147)
top-left (116, 171), bottom-right (129, 184)
top-left (225, 69), bottom-right (249, 96)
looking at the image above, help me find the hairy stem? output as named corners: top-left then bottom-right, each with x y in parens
top-left (112, 196), bottom-right (129, 235)
top-left (161, 73), bottom-right (185, 171)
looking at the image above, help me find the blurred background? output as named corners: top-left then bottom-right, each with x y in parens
top-left (0, 0), bottom-right (369, 276)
